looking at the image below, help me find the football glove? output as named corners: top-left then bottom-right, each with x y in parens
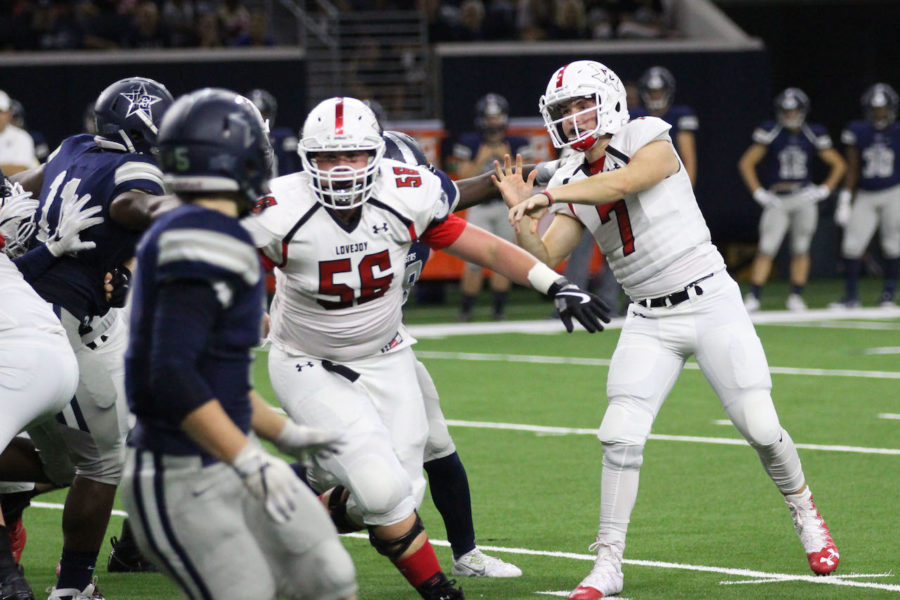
top-left (272, 420), bottom-right (343, 463)
top-left (834, 189), bottom-right (852, 227)
top-left (752, 188), bottom-right (781, 209)
top-left (46, 192), bottom-right (103, 257)
top-left (796, 184), bottom-right (830, 205)
top-left (548, 277), bottom-right (612, 333)
top-left (231, 443), bottom-right (303, 523)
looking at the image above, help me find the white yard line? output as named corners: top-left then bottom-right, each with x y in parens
top-left (415, 350), bottom-right (900, 380)
top-left (444, 419), bottom-right (900, 455)
top-left (865, 347), bottom-right (900, 354)
top-left (407, 306), bottom-right (900, 339)
top-left (879, 414), bottom-right (900, 420)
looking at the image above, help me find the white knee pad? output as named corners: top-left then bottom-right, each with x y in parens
top-left (597, 400), bottom-right (655, 446)
top-left (290, 538), bottom-right (358, 600)
top-left (344, 454), bottom-right (415, 526)
top-left (724, 389), bottom-right (782, 447)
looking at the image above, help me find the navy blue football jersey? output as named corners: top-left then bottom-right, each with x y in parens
top-left (453, 132), bottom-right (532, 171)
top-left (630, 104), bottom-right (698, 152)
top-left (126, 204), bottom-right (264, 459)
top-left (270, 126), bottom-right (301, 176)
top-left (27, 134), bottom-right (165, 320)
top-left (750, 121), bottom-right (833, 189)
top-left (841, 120), bottom-right (900, 191)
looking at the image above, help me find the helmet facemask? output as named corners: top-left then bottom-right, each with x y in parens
top-left (300, 146), bottom-right (385, 209)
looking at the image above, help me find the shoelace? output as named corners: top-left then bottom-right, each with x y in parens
top-left (586, 540), bottom-right (623, 575)
top-left (787, 501), bottom-right (830, 551)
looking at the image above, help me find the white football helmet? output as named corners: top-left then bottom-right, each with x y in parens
top-left (299, 97), bottom-right (385, 209)
top-left (539, 60), bottom-right (629, 151)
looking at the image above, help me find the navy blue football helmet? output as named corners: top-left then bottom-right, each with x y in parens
top-left (157, 88), bottom-right (274, 213)
top-left (639, 66), bottom-right (676, 112)
top-left (246, 88), bottom-right (278, 126)
top-left (862, 83), bottom-right (898, 129)
top-left (475, 93), bottom-right (509, 136)
top-left (774, 87), bottom-right (809, 129)
top-left (383, 130), bottom-right (429, 167)
top-left (94, 77), bottom-right (174, 153)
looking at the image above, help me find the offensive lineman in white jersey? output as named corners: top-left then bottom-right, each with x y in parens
top-left (496, 61), bottom-right (839, 599)
top-left (0, 173), bottom-right (79, 600)
top-left (245, 96), bottom-right (610, 600)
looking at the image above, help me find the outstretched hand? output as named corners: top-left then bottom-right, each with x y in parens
top-left (492, 153), bottom-right (536, 209)
top-left (508, 192), bottom-right (553, 234)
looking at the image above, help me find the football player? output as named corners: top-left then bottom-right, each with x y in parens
top-left (831, 83), bottom-right (900, 308)
top-left (738, 87), bottom-right (846, 311)
top-left (452, 93), bottom-right (533, 322)
top-left (246, 88), bottom-right (302, 177)
top-left (0, 172), bottom-right (80, 600)
top-left (631, 66), bottom-right (698, 186)
top-left (9, 76), bottom-right (174, 600)
top-left (120, 87), bottom-right (357, 600)
top-left (245, 96), bottom-right (608, 600)
top-left (497, 60), bottom-right (839, 599)
top-left (382, 130), bottom-right (522, 578)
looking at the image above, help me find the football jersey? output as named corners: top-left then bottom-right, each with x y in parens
top-left (246, 158), bottom-right (460, 362)
top-left (751, 121), bottom-right (833, 189)
top-left (453, 132), bottom-right (533, 203)
top-left (841, 120), bottom-right (900, 191)
top-left (126, 204), bottom-right (263, 459)
top-left (27, 134), bottom-right (165, 321)
top-left (548, 116), bottom-right (724, 299)
top-left (629, 104), bottom-right (698, 152)
top-left (0, 253), bottom-right (65, 335)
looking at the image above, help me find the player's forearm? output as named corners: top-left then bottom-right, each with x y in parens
top-left (181, 399), bottom-right (251, 463)
top-left (456, 164), bottom-right (538, 211)
top-left (514, 220), bottom-right (553, 266)
top-left (109, 190), bottom-right (161, 231)
top-left (820, 149), bottom-right (847, 190)
top-left (446, 223), bottom-right (543, 286)
top-left (249, 390), bottom-right (289, 442)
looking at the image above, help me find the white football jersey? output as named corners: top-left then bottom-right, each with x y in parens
top-left (245, 158), bottom-right (456, 361)
top-left (0, 253), bottom-right (65, 335)
top-left (548, 117), bottom-right (724, 299)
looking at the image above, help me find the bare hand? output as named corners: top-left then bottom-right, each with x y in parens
top-left (508, 192), bottom-right (551, 234)
top-left (492, 153), bottom-right (537, 209)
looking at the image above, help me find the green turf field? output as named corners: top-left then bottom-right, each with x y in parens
top-left (17, 278), bottom-right (900, 599)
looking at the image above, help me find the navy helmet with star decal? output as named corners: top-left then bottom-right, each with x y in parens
top-left (94, 76), bottom-right (174, 154)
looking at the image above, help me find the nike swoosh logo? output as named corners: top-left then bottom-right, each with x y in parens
top-left (560, 291), bottom-right (592, 305)
top-left (192, 484), bottom-right (215, 497)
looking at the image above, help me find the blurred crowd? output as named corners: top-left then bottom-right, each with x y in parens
top-left (0, 0), bottom-right (274, 51)
top-left (0, 0), bottom-right (674, 52)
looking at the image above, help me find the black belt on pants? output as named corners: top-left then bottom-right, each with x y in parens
top-left (637, 273), bottom-right (715, 308)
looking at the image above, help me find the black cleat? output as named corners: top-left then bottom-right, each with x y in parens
top-left (106, 520), bottom-right (157, 573)
top-left (0, 569), bottom-right (35, 600)
top-left (416, 572), bottom-right (463, 600)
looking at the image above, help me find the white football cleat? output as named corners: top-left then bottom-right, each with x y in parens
top-left (828, 298), bottom-right (860, 310)
top-left (47, 580), bottom-right (102, 600)
top-left (743, 293), bottom-right (761, 312)
top-left (786, 293), bottom-right (807, 311)
top-left (568, 540), bottom-right (624, 599)
top-left (786, 491), bottom-right (840, 575)
top-left (451, 548), bottom-right (522, 577)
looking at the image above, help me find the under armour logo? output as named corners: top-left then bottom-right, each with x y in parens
top-left (295, 361), bottom-right (315, 372)
top-left (373, 223), bottom-right (388, 234)
top-left (820, 549), bottom-right (839, 567)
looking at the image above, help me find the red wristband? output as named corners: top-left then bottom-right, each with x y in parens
top-left (540, 190), bottom-right (554, 205)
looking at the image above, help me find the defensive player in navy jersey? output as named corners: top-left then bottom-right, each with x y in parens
top-left (121, 88), bottom-right (357, 600)
top-left (247, 88), bottom-right (302, 177)
top-left (8, 76), bottom-right (174, 600)
top-left (831, 83), bottom-right (900, 308)
top-left (631, 66), bottom-right (698, 186)
top-left (738, 87), bottom-right (845, 312)
top-left (382, 131), bottom-right (522, 578)
top-left (453, 93), bottom-right (533, 321)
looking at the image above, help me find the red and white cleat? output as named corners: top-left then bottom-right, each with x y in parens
top-left (786, 489), bottom-right (840, 575)
top-left (568, 540), bottom-right (624, 599)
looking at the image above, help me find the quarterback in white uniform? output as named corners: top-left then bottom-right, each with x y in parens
top-left (497, 61), bottom-right (839, 600)
top-left (246, 96), bottom-right (609, 600)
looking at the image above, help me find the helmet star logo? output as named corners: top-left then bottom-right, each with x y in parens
top-left (120, 84), bottom-right (162, 120)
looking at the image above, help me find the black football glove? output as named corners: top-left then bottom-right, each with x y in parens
top-left (548, 277), bottom-right (612, 333)
top-left (107, 265), bottom-right (132, 308)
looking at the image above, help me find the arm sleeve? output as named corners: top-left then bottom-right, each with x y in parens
top-left (148, 281), bottom-right (219, 424)
top-left (12, 244), bottom-right (57, 282)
